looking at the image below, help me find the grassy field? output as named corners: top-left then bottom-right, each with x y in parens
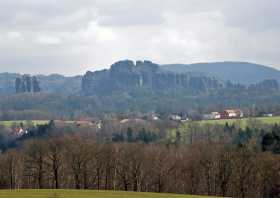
top-left (197, 116), bottom-right (280, 126)
top-left (0, 120), bottom-right (49, 127)
top-left (1, 116), bottom-right (280, 128)
top-left (0, 190), bottom-right (219, 198)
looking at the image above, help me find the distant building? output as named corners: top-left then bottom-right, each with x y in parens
top-left (169, 114), bottom-right (182, 121)
top-left (152, 116), bottom-right (159, 121)
top-left (220, 109), bottom-right (244, 119)
top-left (147, 113), bottom-right (160, 121)
top-left (181, 118), bottom-right (190, 122)
top-left (15, 127), bottom-right (28, 136)
top-left (203, 109), bottom-right (243, 120)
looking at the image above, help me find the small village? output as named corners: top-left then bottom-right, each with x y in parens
top-left (168, 108), bottom-right (275, 122)
top-left (8, 107), bottom-right (277, 138)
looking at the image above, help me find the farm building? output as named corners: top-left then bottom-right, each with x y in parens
top-left (168, 114), bottom-right (182, 121)
top-left (203, 109), bottom-right (244, 120)
top-left (220, 109), bottom-right (244, 119)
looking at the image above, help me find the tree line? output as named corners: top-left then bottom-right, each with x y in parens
top-left (0, 137), bottom-right (279, 198)
top-left (0, 121), bottom-right (279, 197)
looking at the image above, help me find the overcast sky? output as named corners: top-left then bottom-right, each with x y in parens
top-left (0, 0), bottom-right (280, 75)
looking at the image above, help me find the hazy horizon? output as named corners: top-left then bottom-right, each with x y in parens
top-left (1, 60), bottom-right (280, 77)
top-left (1, 0), bottom-right (280, 75)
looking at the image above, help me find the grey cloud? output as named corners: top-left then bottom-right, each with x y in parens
top-left (222, 0), bottom-right (280, 31)
top-left (95, 0), bottom-right (164, 26)
top-left (0, 0), bottom-right (279, 75)
top-left (0, 0), bottom-right (97, 31)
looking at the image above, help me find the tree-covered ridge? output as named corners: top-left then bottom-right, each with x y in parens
top-left (162, 62), bottom-right (280, 84)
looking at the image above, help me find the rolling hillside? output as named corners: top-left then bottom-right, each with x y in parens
top-left (162, 62), bottom-right (280, 84)
top-left (195, 116), bottom-right (280, 128)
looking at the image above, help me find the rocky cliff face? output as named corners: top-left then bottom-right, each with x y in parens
top-left (81, 60), bottom-right (224, 96)
top-left (0, 73), bottom-right (81, 95)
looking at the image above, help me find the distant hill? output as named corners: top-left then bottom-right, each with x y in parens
top-left (0, 73), bottom-right (81, 95)
top-left (0, 60), bottom-right (280, 116)
top-left (37, 74), bottom-right (82, 95)
top-left (1, 61), bottom-right (280, 96)
top-left (161, 62), bottom-right (280, 84)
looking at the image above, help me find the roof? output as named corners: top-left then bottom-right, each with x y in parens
top-left (225, 109), bottom-right (242, 113)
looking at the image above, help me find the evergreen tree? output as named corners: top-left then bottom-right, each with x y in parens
top-left (137, 128), bottom-right (158, 144)
top-left (262, 133), bottom-right (275, 152)
top-left (126, 127), bottom-right (134, 142)
top-left (112, 133), bottom-right (125, 142)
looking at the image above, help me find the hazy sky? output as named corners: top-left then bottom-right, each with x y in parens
top-left (0, 0), bottom-right (280, 75)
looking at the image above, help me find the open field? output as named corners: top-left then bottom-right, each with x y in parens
top-left (197, 116), bottom-right (280, 126)
top-left (0, 120), bottom-right (49, 128)
top-left (0, 190), bottom-right (219, 198)
top-left (1, 116), bottom-right (280, 128)
top-left (0, 120), bottom-right (79, 128)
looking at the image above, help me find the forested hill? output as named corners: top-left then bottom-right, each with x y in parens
top-left (161, 62), bottom-right (280, 84)
top-left (0, 60), bottom-right (280, 116)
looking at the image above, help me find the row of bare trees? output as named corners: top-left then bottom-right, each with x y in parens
top-left (0, 136), bottom-right (280, 197)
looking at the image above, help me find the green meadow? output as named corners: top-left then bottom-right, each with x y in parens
top-left (1, 116), bottom-right (280, 128)
top-left (0, 190), bottom-right (219, 198)
top-left (196, 116), bottom-right (280, 126)
top-left (0, 120), bottom-right (49, 128)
